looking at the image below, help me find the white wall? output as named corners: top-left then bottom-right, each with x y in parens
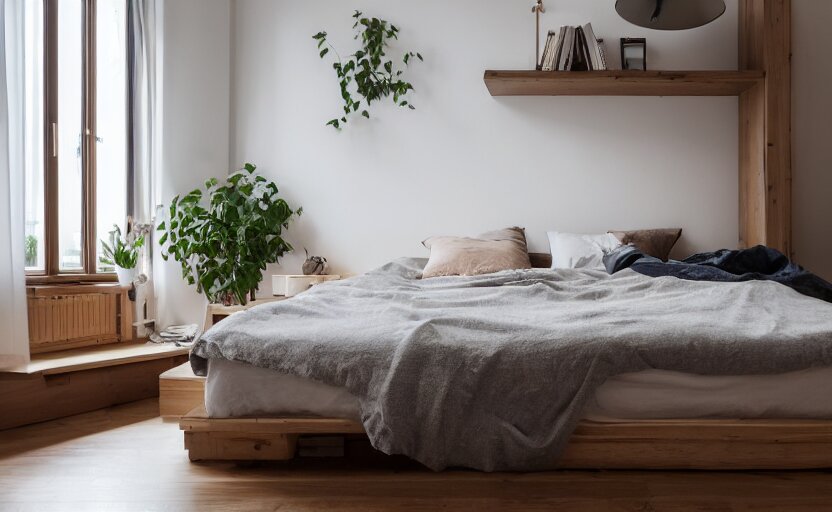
top-left (793, 1), bottom-right (832, 281)
top-left (230, 0), bottom-right (743, 294)
top-left (149, 0), bottom-right (831, 324)
top-left (155, 0), bottom-right (231, 327)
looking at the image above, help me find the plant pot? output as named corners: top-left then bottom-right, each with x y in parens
top-left (115, 266), bottom-right (137, 288)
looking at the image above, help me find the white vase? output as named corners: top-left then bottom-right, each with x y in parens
top-left (115, 266), bottom-right (136, 287)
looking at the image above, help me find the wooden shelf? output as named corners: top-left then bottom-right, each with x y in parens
top-left (484, 70), bottom-right (764, 97)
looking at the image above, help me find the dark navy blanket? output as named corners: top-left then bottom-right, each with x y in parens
top-left (604, 244), bottom-right (832, 304)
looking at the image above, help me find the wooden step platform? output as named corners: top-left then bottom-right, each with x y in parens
top-left (159, 362), bottom-right (205, 417)
top-left (15, 341), bottom-right (190, 375)
top-left (179, 406), bottom-right (832, 469)
top-left (0, 342), bottom-right (189, 430)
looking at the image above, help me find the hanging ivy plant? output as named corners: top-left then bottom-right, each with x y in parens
top-left (313, 10), bottom-right (423, 130)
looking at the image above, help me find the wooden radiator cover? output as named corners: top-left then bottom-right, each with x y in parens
top-left (27, 285), bottom-right (133, 354)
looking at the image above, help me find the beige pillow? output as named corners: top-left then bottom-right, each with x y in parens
top-left (608, 228), bottom-right (682, 261)
top-left (422, 227), bottom-right (532, 278)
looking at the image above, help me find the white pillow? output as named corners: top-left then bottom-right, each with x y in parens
top-left (547, 231), bottom-right (622, 270)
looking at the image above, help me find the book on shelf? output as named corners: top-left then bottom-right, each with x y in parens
top-left (538, 22), bottom-right (607, 72)
top-left (540, 30), bottom-right (557, 71)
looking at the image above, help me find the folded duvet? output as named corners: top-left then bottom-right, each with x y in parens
top-left (605, 244), bottom-right (832, 303)
top-left (191, 258), bottom-right (832, 471)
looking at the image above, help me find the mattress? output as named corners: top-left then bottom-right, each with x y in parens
top-left (206, 358), bottom-right (832, 421)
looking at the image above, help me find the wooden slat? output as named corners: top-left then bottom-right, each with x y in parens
top-left (184, 431), bottom-right (298, 462)
top-left (483, 70), bottom-right (764, 97)
top-left (180, 407), bottom-right (366, 435)
top-left (762, 0), bottom-right (792, 256)
top-left (179, 408), bottom-right (832, 469)
top-left (558, 418), bottom-right (832, 470)
top-left (738, 0), bottom-right (792, 255)
top-left (44, 299), bottom-right (53, 342)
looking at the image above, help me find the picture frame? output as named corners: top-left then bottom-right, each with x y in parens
top-left (620, 37), bottom-right (647, 70)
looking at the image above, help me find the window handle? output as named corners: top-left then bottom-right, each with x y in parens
top-left (51, 122), bottom-right (57, 158)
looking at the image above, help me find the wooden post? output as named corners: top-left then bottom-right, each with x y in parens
top-left (738, 0), bottom-right (792, 257)
top-left (120, 288), bottom-right (135, 341)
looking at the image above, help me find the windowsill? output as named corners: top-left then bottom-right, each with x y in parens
top-left (7, 341), bottom-right (190, 376)
top-left (26, 273), bottom-right (118, 285)
top-left (26, 282), bottom-right (125, 297)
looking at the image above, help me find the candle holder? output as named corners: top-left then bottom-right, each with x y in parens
top-left (532, 0), bottom-right (546, 70)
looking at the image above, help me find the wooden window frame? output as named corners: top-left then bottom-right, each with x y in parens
top-left (28, 0), bottom-right (130, 285)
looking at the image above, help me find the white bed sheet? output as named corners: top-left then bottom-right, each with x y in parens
top-left (205, 358), bottom-right (832, 421)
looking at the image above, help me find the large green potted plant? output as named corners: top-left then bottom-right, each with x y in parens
top-left (158, 163), bottom-right (302, 306)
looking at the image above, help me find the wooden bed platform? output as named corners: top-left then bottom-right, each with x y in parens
top-left (180, 406), bottom-right (832, 470)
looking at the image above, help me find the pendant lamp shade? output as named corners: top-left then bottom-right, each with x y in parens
top-left (615, 0), bottom-right (726, 30)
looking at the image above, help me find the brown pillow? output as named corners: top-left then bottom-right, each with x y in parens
top-left (422, 227), bottom-right (532, 278)
top-left (608, 229), bottom-right (682, 262)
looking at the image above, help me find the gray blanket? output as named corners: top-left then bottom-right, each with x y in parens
top-left (191, 258), bottom-right (832, 471)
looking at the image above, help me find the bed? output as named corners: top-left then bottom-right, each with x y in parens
top-left (185, 254), bottom-right (832, 471)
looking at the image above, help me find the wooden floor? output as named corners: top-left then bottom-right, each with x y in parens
top-left (1, 400), bottom-right (831, 511)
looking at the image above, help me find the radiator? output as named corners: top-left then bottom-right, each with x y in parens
top-left (27, 286), bottom-right (131, 354)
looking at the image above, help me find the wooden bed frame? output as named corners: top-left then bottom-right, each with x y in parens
top-left (180, 406), bottom-right (832, 469)
top-left (176, 0), bottom-right (819, 470)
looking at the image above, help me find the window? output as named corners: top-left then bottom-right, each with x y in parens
top-left (24, 0), bottom-right (129, 281)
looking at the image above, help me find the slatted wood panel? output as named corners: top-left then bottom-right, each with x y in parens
top-left (26, 286), bottom-right (127, 354)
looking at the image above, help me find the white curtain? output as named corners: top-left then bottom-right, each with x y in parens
top-left (0, 0), bottom-right (30, 370)
top-left (130, 0), bottom-right (161, 225)
top-left (129, 0), bottom-right (162, 336)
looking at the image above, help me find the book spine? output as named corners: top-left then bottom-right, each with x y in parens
top-left (550, 28), bottom-right (564, 71)
top-left (560, 27), bottom-right (575, 71)
top-left (540, 31), bottom-right (556, 71)
top-left (597, 39), bottom-right (608, 71)
top-left (582, 23), bottom-right (600, 71)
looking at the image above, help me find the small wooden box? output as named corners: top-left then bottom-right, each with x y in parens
top-left (272, 275), bottom-right (341, 297)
